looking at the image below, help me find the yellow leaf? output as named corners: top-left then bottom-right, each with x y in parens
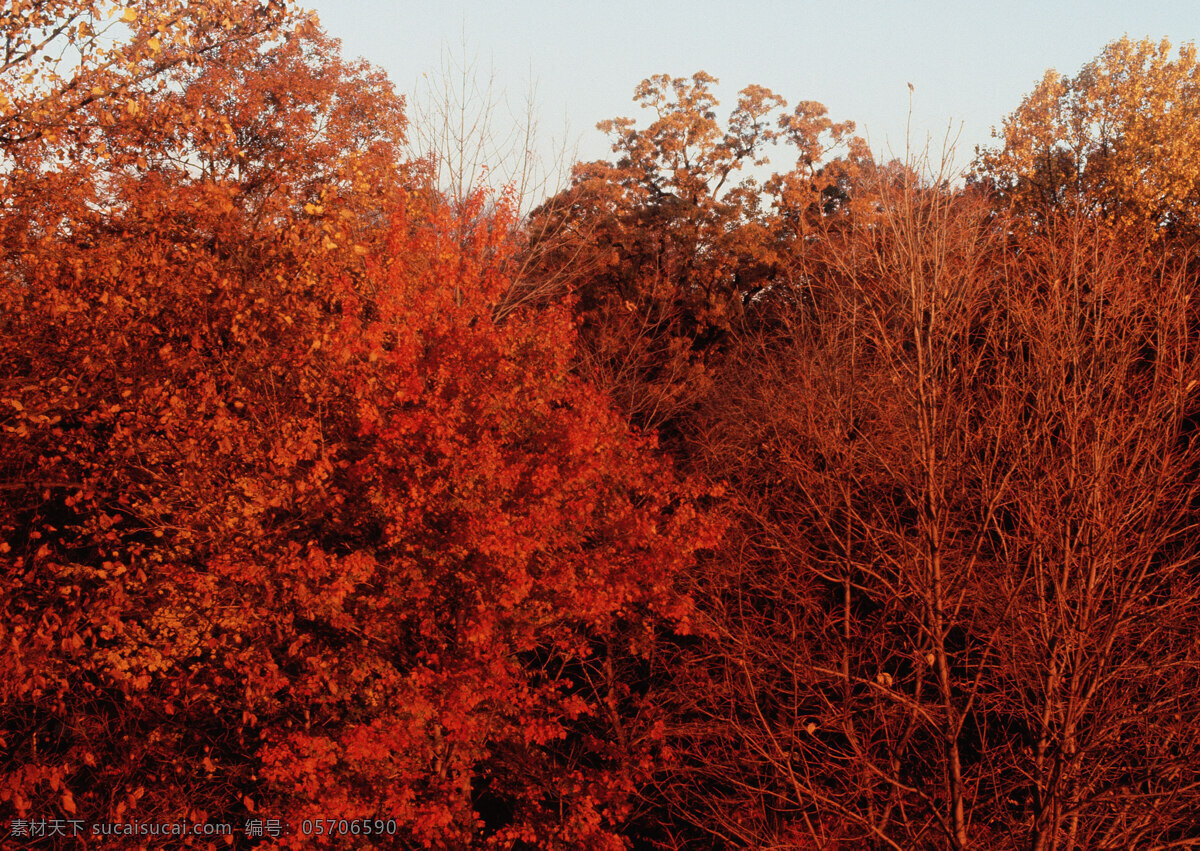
top-left (121, 8), bottom-right (136, 23)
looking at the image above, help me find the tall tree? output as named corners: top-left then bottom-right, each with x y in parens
top-left (973, 37), bottom-right (1200, 236)
top-left (522, 72), bottom-right (866, 437)
top-left (652, 159), bottom-right (1200, 849)
top-left (0, 9), bottom-right (713, 846)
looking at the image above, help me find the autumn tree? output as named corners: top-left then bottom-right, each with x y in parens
top-left (0, 0), bottom-right (292, 150)
top-left (252, 193), bottom-right (712, 847)
top-left (650, 152), bottom-right (1200, 849)
top-left (971, 47), bottom-right (1200, 847)
top-left (973, 36), bottom-right (1200, 236)
top-left (975, 214), bottom-right (1200, 849)
top-left (653, 159), bottom-right (1007, 849)
top-left (522, 72), bottom-right (867, 437)
top-left (0, 8), bottom-right (713, 847)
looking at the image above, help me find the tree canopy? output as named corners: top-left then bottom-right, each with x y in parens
top-left (0, 6), bottom-right (713, 846)
top-left (5, 9), bottom-right (1200, 849)
top-left (522, 71), bottom-right (867, 436)
top-left (974, 36), bottom-right (1200, 234)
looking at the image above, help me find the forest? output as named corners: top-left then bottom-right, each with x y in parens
top-left (2, 2), bottom-right (1200, 849)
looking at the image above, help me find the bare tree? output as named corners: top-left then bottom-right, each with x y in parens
top-left (651, 152), bottom-right (1200, 849)
top-left (404, 33), bottom-right (574, 218)
top-left (402, 34), bottom-right (594, 321)
top-left (984, 214), bottom-right (1200, 850)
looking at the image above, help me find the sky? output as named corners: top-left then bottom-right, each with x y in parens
top-left (303, 0), bottom-right (1199, 198)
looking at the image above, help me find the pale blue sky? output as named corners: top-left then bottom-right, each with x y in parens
top-left (304, 0), bottom-right (1198, 192)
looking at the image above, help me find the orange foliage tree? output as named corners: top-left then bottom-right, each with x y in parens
top-left (0, 8), bottom-right (712, 847)
top-left (522, 72), bottom-right (867, 437)
top-left (973, 37), bottom-right (1200, 237)
top-left (0, 0), bottom-right (290, 151)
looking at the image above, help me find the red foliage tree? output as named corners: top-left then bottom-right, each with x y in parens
top-left (0, 11), bottom-right (712, 848)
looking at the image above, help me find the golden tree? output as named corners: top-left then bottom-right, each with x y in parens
top-left (974, 37), bottom-right (1200, 234)
top-left (0, 0), bottom-right (291, 154)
